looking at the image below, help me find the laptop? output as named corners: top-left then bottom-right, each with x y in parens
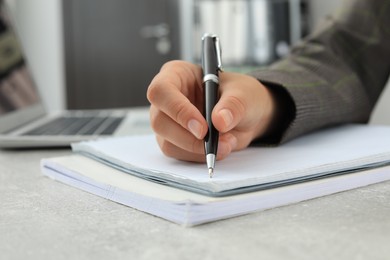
top-left (0, 3), bottom-right (151, 148)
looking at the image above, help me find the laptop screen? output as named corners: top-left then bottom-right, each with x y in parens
top-left (0, 2), bottom-right (40, 117)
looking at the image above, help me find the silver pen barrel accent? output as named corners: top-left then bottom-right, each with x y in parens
top-left (206, 153), bottom-right (216, 178)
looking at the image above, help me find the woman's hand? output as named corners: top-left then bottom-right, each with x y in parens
top-left (147, 60), bottom-right (276, 162)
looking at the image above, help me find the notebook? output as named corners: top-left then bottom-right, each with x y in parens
top-left (41, 124), bottom-right (390, 226)
top-left (0, 2), bottom-right (151, 148)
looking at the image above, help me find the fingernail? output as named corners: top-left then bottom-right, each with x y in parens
top-left (219, 109), bottom-right (233, 129)
top-left (188, 119), bottom-right (203, 139)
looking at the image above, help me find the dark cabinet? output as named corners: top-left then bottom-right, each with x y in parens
top-left (63, 0), bottom-right (180, 109)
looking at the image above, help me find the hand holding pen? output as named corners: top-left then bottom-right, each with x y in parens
top-left (147, 52), bottom-right (278, 176)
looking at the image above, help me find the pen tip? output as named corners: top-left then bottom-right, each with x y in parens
top-left (208, 168), bottom-right (214, 178)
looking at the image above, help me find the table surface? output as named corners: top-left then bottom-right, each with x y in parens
top-left (1, 147), bottom-right (390, 260)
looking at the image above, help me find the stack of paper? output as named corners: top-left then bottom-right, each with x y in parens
top-left (41, 125), bottom-right (390, 226)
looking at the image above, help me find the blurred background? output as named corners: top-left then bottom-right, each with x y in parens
top-left (4, 0), bottom-right (390, 124)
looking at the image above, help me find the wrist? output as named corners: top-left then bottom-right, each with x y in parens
top-left (254, 81), bottom-right (296, 144)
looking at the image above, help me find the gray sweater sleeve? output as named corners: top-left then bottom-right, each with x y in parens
top-left (248, 0), bottom-right (390, 143)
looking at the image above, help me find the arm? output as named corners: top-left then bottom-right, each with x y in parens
top-left (249, 0), bottom-right (390, 143)
top-left (147, 0), bottom-right (390, 162)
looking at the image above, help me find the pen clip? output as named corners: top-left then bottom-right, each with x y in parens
top-left (213, 36), bottom-right (223, 72)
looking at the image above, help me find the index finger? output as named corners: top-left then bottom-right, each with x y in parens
top-left (147, 61), bottom-right (207, 139)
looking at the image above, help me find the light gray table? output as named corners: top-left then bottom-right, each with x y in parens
top-left (1, 148), bottom-right (390, 260)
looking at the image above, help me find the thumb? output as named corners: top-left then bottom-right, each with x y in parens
top-left (212, 91), bottom-right (246, 133)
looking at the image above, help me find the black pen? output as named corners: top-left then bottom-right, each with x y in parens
top-left (201, 34), bottom-right (222, 178)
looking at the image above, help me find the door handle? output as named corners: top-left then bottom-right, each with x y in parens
top-left (140, 23), bottom-right (171, 55)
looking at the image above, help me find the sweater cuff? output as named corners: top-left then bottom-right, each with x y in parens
top-left (252, 80), bottom-right (296, 145)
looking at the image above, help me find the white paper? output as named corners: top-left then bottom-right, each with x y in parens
top-left (71, 125), bottom-right (390, 195)
top-left (41, 153), bottom-right (390, 226)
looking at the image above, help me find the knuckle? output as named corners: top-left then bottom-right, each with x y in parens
top-left (190, 137), bottom-right (202, 155)
top-left (156, 136), bottom-right (172, 157)
top-left (162, 60), bottom-right (185, 69)
top-left (149, 111), bottom-right (165, 134)
top-left (159, 140), bottom-right (175, 158)
top-left (146, 80), bottom-right (163, 104)
top-left (162, 60), bottom-right (192, 71)
top-left (229, 95), bottom-right (246, 114)
top-left (162, 60), bottom-right (199, 83)
top-left (172, 101), bottom-right (189, 125)
top-left (226, 95), bottom-right (247, 118)
top-left (147, 61), bottom-right (191, 105)
top-left (236, 132), bottom-right (253, 150)
top-left (165, 99), bottom-right (192, 127)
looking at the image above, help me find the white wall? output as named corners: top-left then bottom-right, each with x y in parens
top-left (5, 0), bottom-right (65, 112)
top-left (309, 0), bottom-right (390, 125)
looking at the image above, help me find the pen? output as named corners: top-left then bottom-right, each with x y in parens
top-left (201, 34), bottom-right (222, 178)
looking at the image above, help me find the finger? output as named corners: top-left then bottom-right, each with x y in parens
top-left (150, 105), bottom-right (205, 154)
top-left (220, 130), bottom-right (253, 152)
top-left (212, 73), bottom-right (271, 136)
top-left (156, 135), bottom-right (205, 162)
top-left (150, 106), bottom-right (239, 158)
top-left (156, 134), bottom-right (234, 162)
top-left (212, 86), bottom-right (247, 134)
top-left (147, 61), bottom-right (207, 139)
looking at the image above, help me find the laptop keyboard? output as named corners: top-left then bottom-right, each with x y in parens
top-left (23, 116), bottom-right (124, 136)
